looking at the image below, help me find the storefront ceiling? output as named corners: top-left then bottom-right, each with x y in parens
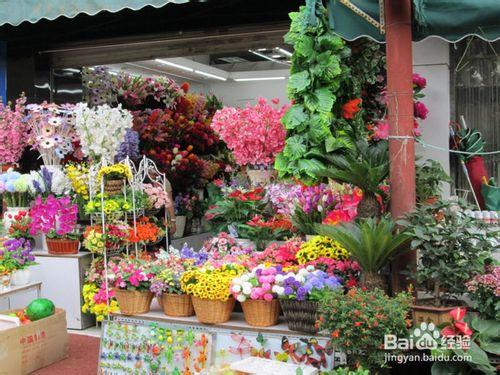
top-left (0, 0), bottom-right (187, 26)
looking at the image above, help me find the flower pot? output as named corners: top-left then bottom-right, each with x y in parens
top-left (104, 178), bottom-right (124, 196)
top-left (3, 207), bottom-right (30, 232)
top-left (247, 168), bottom-right (276, 186)
top-left (241, 299), bottom-right (281, 327)
top-left (412, 303), bottom-right (458, 325)
top-left (158, 294), bottom-right (194, 317)
top-left (280, 299), bottom-right (318, 334)
top-left (235, 238), bottom-right (256, 250)
top-left (46, 238), bottom-right (80, 255)
top-left (0, 274), bottom-right (11, 291)
top-left (191, 296), bottom-right (235, 324)
top-left (114, 289), bottom-right (153, 315)
top-left (173, 215), bottom-right (186, 239)
top-left (11, 268), bottom-right (31, 286)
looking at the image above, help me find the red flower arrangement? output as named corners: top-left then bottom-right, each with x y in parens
top-left (255, 238), bottom-right (303, 268)
top-left (127, 217), bottom-right (164, 245)
top-left (227, 187), bottom-right (265, 202)
top-left (342, 98), bottom-right (362, 120)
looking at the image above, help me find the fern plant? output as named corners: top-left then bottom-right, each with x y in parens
top-left (319, 140), bottom-right (389, 218)
top-left (317, 217), bottom-right (410, 290)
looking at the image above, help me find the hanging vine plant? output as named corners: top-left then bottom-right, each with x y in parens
top-left (275, 0), bottom-right (354, 183)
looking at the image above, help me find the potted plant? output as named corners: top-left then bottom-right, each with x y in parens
top-left (275, 266), bottom-right (342, 334)
top-left (465, 264), bottom-right (499, 321)
top-left (0, 172), bottom-right (35, 230)
top-left (107, 256), bottom-right (154, 315)
top-left (211, 98), bottom-right (289, 186)
top-left (180, 264), bottom-right (244, 324)
top-left (317, 217), bottom-right (410, 291)
top-left (318, 288), bottom-right (412, 372)
top-left (415, 159), bottom-right (451, 204)
top-left (97, 163), bottom-right (132, 196)
top-left (29, 195), bottom-right (80, 255)
top-left (231, 265), bottom-right (283, 327)
top-left (319, 140), bottom-right (389, 218)
top-left (2, 238), bottom-right (36, 286)
top-left (404, 200), bottom-right (496, 324)
top-left (149, 255), bottom-right (195, 317)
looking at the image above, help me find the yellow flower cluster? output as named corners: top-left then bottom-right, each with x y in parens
top-left (86, 196), bottom-right (131, 214)
top-left (296, 235), bottom-right (349, 264)
top-left (180, 264), bottom-right (245, 301)
top-left (97, 163), bottom-right (133, 182)
top-left (66, 163), bottom-right (90, 200)
top-left (82, 283), bottom-right (119, 322)
top-left (82, 229), bottom-right (105, 254)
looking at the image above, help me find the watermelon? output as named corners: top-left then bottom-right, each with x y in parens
top-left (25, 298), bottom-right (55, 321)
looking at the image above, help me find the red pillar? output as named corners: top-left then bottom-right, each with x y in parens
top-left (385, 0), bottom-right (416, 291)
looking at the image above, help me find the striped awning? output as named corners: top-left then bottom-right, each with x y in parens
top-left (0, 0), bottom-right (187, 27)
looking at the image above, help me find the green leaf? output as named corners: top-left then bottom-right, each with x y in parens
top-left (295, 35), bottom-right (314, 57)
top-left (288, 71), bottom-right (310, 94)
top-left (325, 136), bottom-right (349, 152)
top-left (283, 136), bottom-right (307, 161)
top-left (317, 34), bottom-right (344, 51)
top-left (274, 152), bottom-right (288, 173)
top-left (304, 92), bottom-right (319, 112)
top-left (315, 87), bottom-right (335, 113)
top-left (307, 121), bottom-right (330, 143)
top-left (297, 158), bottom-right (326, 177)
top-left (282, 105), bottom-right (307, 130)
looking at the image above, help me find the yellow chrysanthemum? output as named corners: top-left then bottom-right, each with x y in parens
top-left (296, 235), bottom-right (349, 264)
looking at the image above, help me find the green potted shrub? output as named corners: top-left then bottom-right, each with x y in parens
top-left (415, 159), bottom-right (451, 204)
top-left (403, 200), bottom-right (496, 324)
top-left (318, 287), bottom-right (412, 372)
top-left (317, 217), bottom-right (410, 290)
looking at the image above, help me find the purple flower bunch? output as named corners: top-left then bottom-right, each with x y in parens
top-left (2, 238), bottom-right (35, 269)
top-left (29, 195), bottom-right (78, 238)
top-left (179, 243), bottom-right (209, 266)
top-left (115, 128), bottom-right (140, 162)
top-left (295, 184), bottom-right (337, 215)
top-left (274, 266), bottom-right (341, 301)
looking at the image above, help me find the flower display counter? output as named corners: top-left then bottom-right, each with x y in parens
top-left (100, 301), bottom-right (345, 374)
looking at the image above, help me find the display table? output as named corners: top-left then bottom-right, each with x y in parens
top-left (33, 251), bottom-right (95, 330)
top-left (100, 301), bottom-right (345, 373)
top-left (0, 281), bottom-right (42, 310)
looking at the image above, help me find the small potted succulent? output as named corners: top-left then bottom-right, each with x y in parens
top-left (404, 200), bottom-right (497, 324)
top-left (29, 195), bottom-right (80, 255)
top-left (275, 266), bottom-right (342, 334)
top-left (231, 265), bottom-right (283, 327)
top-left (107, 256), bottom-right (154, 315)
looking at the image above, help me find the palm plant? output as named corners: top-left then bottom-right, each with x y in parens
top-left (317, 217), bottom-right (410, 290)
top-left (318, 140), bottom-right (389, 218)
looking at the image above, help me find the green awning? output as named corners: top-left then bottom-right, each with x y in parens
top-left (327, 0), bottom-right (500, 42)
top-left (0, 0), bottom-right (188, 27)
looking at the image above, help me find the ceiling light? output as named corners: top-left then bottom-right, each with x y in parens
top-left (248, 49), bottom-right (291, 66)
top-left (233, 77), bottom-right (287, 82)
top-left (271, 54), bottom-right (282, 59)
top-left (194, 70), bottom-right (227, 81)
top-left (275, 47), bottom-right (293, 57)
top-left (155, 59), bottom-right (194, 72)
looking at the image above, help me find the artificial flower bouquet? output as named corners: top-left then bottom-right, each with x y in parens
top-left (275, 266), bottom-right (342, 333)
top-left (127, 217), bottom-right (165, 247)
top-left (255, 238), bottom-right (303, 269)
top-left (65, 163), bottom-right (90, 200)
top-left (181, 264), bottom-right (245, 324)
top-left (143, 183), bottom-right (171, 212)
top-left (107, 256), bottom-right (154, 315)
top-left (149, 254), bottom-right (196, 317)
top-left (85, 190), bottom-right (148, 217)
top-left (291, 184), bottom-right (338, 236)
top-left (231, 265), bottom-right (283, 327)
top-left (7, 210), bottom-right (33, 241)
top-left (0, 172), bottom-right (35, 207)
top-left (296, 235), bottom-right (349, 264)
top-left (29, 195), bottom-right (80, 254)
top-left (1, 238), bottom-right (36, 270)
top-left (265, 183), bottom-right (301, 218)
top-left (83, 223), bottom-right (129, 255)
top-left (29, 166), bottom-right (72, 197)
top-left (242, 214), bottom-right (295, 250)
top-left (25, 102), bottom-right (79, 166)
top-left (0, 93), bottom-right (28, 165)
top-left (97, 163), bottom-right (133, 196)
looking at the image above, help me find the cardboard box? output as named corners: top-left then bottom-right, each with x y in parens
top-left (0, 308), bottom-right (68, 375)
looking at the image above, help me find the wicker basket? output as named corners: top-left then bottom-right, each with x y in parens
top-left (46, 238), bottom-right (80, 255)
top-left (104, 179), bottom-right (124, 196)
top-left (280, 299), bottom-right (318, 334)
top-left (114, 289), bottom-right (153, 315)
top-left (158, 293), bottom-right (194, 317)
top-left (192, 296), bottom-right (235, 324)
top-left (241, 299), bottom-right (281, 327)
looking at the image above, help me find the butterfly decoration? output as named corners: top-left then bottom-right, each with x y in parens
top-left (251, 347), bottom-right (271, 359)
top-left (280, 337), bottom-right (306, 363)
top-left (299, 338), bottom-right (332, 369)
top-left (164, 345), bottom-right (174, 364)
top-left (274, 352), bottom-right (289, 362)
top-left (228, 333), bottom-right (252, 359)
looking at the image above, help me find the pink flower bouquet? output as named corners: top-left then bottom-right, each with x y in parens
top-left (107, 257), bottom-right (154, 292)
top-left (0, 94), bottom-right (29, 164)
top-left (29, 195), bottom-right (79, 239)
top-left (231, 265), bottom-right (284, 302)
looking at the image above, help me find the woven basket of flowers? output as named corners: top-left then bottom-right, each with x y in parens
top-left (191, 296), bottom-right (235, 324)
top-left (97, 163), bottom-right (132, 196)
top-left (114, 289), bottom-right (153, 315)
top-left (158, 294), bottom-right (194, 317)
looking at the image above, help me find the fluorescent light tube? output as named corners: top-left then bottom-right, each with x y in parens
top-left (155, 59), bottom-right (194, 72)
top-left (233, 77), bottom-right (287, 82)
top-left (194, 70), bottom-right (227, 81)
top-left (275, 47), bottom-right (293, 57)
